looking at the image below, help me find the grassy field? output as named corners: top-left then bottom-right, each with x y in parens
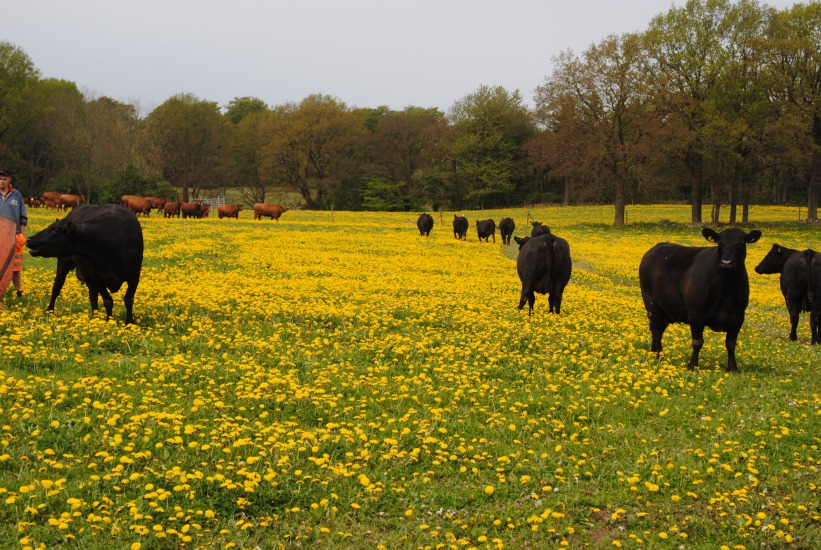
top-left (0, 204), bottom-right (819, 549)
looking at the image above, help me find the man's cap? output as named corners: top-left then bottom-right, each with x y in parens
top-left (0, 170), bottom-right (9, 177)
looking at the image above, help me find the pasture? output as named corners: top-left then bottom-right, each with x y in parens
top-left (0, 205), bottom-right (819, 549)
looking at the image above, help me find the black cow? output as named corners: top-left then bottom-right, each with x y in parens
top-left (27, 204), bottom-right (144, 324)
top-left (417, 213), bottom-right (434, 237)
top-left (807, 250), bottom-right (821, 344)
top-left (639, 227), bottom-right (761, 372)
top-left (499, 217), bottom-right (515, 245)
top-left (531, 222), bottom-right (550, 237)
top-left (757, 245), bottom-right (821, 343)
top-left (515, 233), bottom-right (572, 315)
top-left (476, 219), bottom-right (496, 243)
top-left (453, 215), bottom-right (468, 240)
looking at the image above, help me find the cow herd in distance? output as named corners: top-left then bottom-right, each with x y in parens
top-left (15, 197), bottom-right (820, 375)
top-left (417, 212), bottom-right (820, 373)
top-left (27, 192), bottom-right (290, 221)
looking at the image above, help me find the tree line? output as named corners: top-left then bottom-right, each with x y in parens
top-left (1, 0), bottom-right (818, 225)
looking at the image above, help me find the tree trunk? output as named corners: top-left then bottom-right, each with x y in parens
top-left (563, 177), bottom-right (570, 206)
top-left (614, 180), bottom-right (625, 226)
top-left (710, 183), bottom-right (721, 225)
top-left (808, 166), bottom-right (818, 221)
top-left (728, 184), bottom-right (737, 226)
top-left (691, 177), bottom-right (703, 224)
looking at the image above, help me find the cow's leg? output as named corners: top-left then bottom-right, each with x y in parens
top-left (98, 288), bottom-right (114, 321)
top-left (518, 284), bottom-right (536, 315)
top-left (810, 308), bottom-right (820, 345)
top-left (725, 326), bottom-right (741, 372)
top-left (646, 306), bottom-right (667, 354)
top-left (87, 286), bottom-right (100, 313)
top-left (48, 258), bottom-right (74, 312)
top-left (551, 287), bottom-right (564, 315)
top-left (688, 323), bottom-right (705, 370)
top-left (123, 280), bottom-right (139, 325)
top-left (785, 297), bottom-right (800, 340)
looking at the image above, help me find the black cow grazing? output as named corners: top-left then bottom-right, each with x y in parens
top-left (639, 227), bottom-right (761, 372)
top-left (757, 245), bottom-right (821, 343)
top-left (417, 213), bottom-right (434, 236)
top-left (453, 215), bottom-right (468, 240)
top-left (27, 204), bottom-right (144, 325)
top-left (476, 219), bottom-right (496, 242)
top-left (531, 222), bottom-right (550, 237)
top-left (499, 217), bottom-right (515, 245)
top-left (515, 233), bottom-right (572, 315)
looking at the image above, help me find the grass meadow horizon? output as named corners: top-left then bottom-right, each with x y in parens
top-left (0, 204), bottom-right (818, 549)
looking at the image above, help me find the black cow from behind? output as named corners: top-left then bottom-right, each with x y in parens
top-left (417, 213), bottom-right (433, 237)
top-left (531, 222), bottom-right (550, 237)
top-left (755, 244), bottom-right (821, 343)
top-left (453, 215), bottom-right (468, 240)
top-left (499, 217), bottom-right (515, 245)
top-left (514, 233), bottom-right (572, 315)
top-left (476, 219), bottom-right (496, 243)
top-left (639, 227), bottom-right (761, 372)
top-left (27, 204), bottom-right (144, 324)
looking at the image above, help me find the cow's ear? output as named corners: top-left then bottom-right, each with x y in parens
top-left (745, 230), bottom-right (762, 244)
top-left (702, 228), bottom-right (720, 242)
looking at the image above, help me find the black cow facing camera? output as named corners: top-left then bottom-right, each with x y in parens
top-left (27, 204), bottom-right (144, 325)
top-left (476, 219), bottom-right (496, 242)
top-left (639, 227), bottom-right (761, 372)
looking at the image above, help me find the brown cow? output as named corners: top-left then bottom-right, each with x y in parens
top-left (41, 191), bottom-right (64, 204)
top-left (126, 197), bottom-right (152, 217)
top-left (144, 196), bottom-right (167, 212)
top-left (121, 194), bottom-right (143, 207)
top-left (198, 204), bottom-right (210, 218)
top-left (163, 200), bottom-right (182, 218)
top-left (253, 203), bottom-right (289, 220)
top-left (57, 194), bottom-right (86, 210)
top-left (218, 204), bottom-right (244, 219)
top-left (43, 199), bottom-right (58, 210)
top-left (180, 201), bottom-right (203, 219)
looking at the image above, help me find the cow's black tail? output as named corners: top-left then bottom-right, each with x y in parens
top-left (805, 249), bottom-right (817, 304)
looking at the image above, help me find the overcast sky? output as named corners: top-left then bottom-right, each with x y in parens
top-left (4, 0), bottom-right (802, 115)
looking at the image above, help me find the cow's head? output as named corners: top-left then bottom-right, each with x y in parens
top-left (754, 243), bottom-right (792, 275)
top-left (531, 222), bottom-right (551, 237)
top-left (514, 236), bottom-right (531, 250)
top-left (26, 218), bottom-right (80, 258)
top-left (703, 228), bottom-right (762, 270)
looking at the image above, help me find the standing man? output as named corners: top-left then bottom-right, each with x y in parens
top-left (0, 170), bottom-right (27, 298)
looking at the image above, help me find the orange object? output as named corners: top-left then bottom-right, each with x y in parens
top-left (0, 217), bottom-right (16, 296)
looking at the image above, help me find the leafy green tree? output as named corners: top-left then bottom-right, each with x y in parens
top-left (645, 0), bottom-right (736, 223)
top-left (145, 94), bottom-right (227, 201)
top-left (360, 106), bottom-right (450, 210)
top-left (259, 94), bottom-right (361, 210)
top-left (0, 41), bottom-right (42, 187)
top-left (764, 2), bottom-right (821, 220)
top-left (225, 96), bottom-right (269, 124)
top-left (704, 0), bottom-right (774, 223)
top-left (535, 33), bottom-right (665, 225)
top-left (448, 85), bottom-right (535, 207)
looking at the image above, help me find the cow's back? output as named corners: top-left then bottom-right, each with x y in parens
top-left (639, 242), bottom-right (707, 322)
